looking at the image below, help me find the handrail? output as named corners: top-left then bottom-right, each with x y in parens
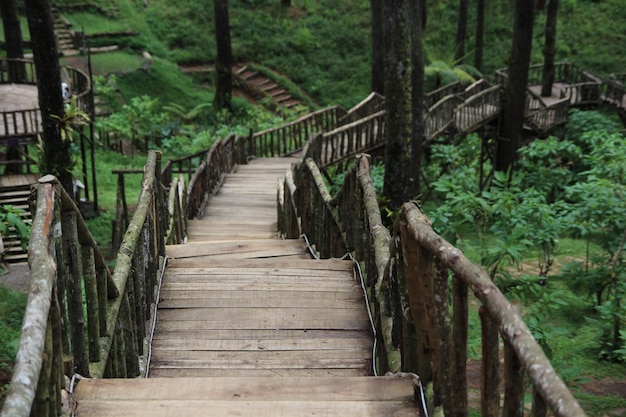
top-left (186, 134), bottom-right (247, 219)
top-left (425, 94), bottom-right (464, 140)
top-left (280, 154), bottom-right (587, 417)
top-left (337, 92), bottom-right (385, 126)
top-left (454, 84), bottom-right (501, 133)
top-left (247, 106), bottom-right (345, 157)
top-left (307, 110), bottom-right (386, 167)
top-left (525, 88), bottom-right (570, 132)
top-left (424, 81), bottom-right (462, 109)
top-left (1, 150), bottom-right (187, 417)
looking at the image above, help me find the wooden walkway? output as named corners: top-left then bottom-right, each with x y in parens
top-left (73, 157), bottom-right (419, 416)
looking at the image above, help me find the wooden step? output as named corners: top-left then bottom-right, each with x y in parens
top-left (73, 376), bottom-right (419, 417)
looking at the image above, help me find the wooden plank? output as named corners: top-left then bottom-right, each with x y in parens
top-left (155, 307), bottom-right (370, 327)
top-left (146, 368), bottom-right (370, 378)
top-left (149, 329), bottom-right (371, 340)
top-left (153, 316), bottom-right (370, 331)
top-left (158, 292), bottom-right (364, 309)
top-left (150, 348), bottom-right (370, 363)
top-left (165, 268), bottom-right (354, 285)
top-left (166, 240), bottom-right (309, 259)
top-left (166, 257), bottom-right (353, 270)
top-left (159, 281), bottom-right (361, 292)
top-left (74, 377), bottom-right (413, 401)
top-left (74, 399), bottom-right (418, 417)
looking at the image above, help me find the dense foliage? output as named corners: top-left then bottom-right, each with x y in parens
top-left (426, 110), bottom-right (626, 362)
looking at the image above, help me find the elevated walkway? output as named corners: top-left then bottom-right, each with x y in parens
top-left (73, 156), bottom-right (420, 415)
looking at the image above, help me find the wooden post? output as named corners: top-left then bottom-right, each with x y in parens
top-left (81, 246), bottom-right (100, 362)
top-left (62, 211), bottom-right (90, 376)
top-left (122, 293), bottom-right (139, 377)
top-left (504, 340), bottom-right (525, 417)
top-left (452, 276), bottom-right (469, 417)
top-left (480, 306), bottom-right (500, 417)
top-left (432, 262), bottom-right (451, 415)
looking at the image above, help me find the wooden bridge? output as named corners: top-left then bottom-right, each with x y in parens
top-left (2, 88), bottom-right (597, 416)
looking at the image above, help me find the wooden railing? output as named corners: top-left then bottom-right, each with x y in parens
top-left (306, 110), bottom-right (386, 167)
top-left (279, 154), bottom-right (586, 417)
top-left (0, 58), bottom-right (93, 142)
top-left (246, 106), bottom-right (345, 157)
top-left (1, 151), bottom-right (186, 417)
top-left (187, 134), bottom-right (247, 219)
top-left (454, 84), bottom-right (501, 133)
top-left (161, 148), bottom-right (212, 188)
top-left (337, 92), bottom-right (385, 126)
top-left (0, 58), bottom-right (36, 84)
top-left (525, 89), bottom-right (570, 132)
top-left (424, 81), bottom-right (463, 109)
top-left (603, 77), bottom-right (626, 107)
top-left (425, 94), bottom-right (463, 140)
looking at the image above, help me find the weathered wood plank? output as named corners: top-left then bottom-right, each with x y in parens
top-left (75, 376), bottom-right (414, 400)
top-left (146, 368), bottom-right (370, 377)
top-left (166, 240), bottom-right (309, 259)
top-left (166, 257), bottom-right (353, 270)
top-left (75, 399), bottom-right (418, 417)
top-left (158, 291), bottom-right (364, 309)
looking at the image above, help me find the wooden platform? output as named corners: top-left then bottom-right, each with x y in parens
top-left (74, 156), bottom-right (420, 416)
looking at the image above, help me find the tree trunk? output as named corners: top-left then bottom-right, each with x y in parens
top-left (474, 0), bottom-right (485, 72)
top-left (281, 0), bottom-right (291, 6)
top-left (496, 0), bottom-right (535, 172)
top-left (213, 0), bottom-right (233, 111)
top-left (24, 0), bottom-right (74, 198)
top-left (370, 0), bottom-right (385, 94)
top-left (382, 0), bottom-right (412, 209)
top-left (541, 0), bottom-right (559, 97)
top-left (409, 0), bottom-right (425, 199)
top-left (1, 0), bottom-right (26, 81)
top-left (454, 0), bottom-right (469, 63)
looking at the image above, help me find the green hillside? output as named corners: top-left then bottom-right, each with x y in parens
top-left (8, 0), bottom-right (621, 109)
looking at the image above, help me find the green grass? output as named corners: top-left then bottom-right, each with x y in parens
top-left (63, 12), bottom-right (131, 35)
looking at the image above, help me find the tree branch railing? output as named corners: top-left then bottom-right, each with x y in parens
top-left (279, 154), bottom-right (587, 417)
top-left (425, 94), bottom-right (464, 141)
top-left (305, 110), bottom-right (386, 168)
top-left (0, 58), bottom-right (36, 84)
top-left (246, 106), bottom-right (346, 158)
top-left (424, 81), bottom-right (463, 109)
top-left (454, 84), bottom-right (501, 133)
top-left (1, 150), bottom-right (186, 417)
top-left (337, 92), bottom-right (385, 126)
top-left (525, 88), bottom-right (570, 132)
top-left (187, 134), bottom-right (247, 219)
top-left (161, 148), bottom-right (212, 188)
top-left (603, 77), bottom-right (626, 107)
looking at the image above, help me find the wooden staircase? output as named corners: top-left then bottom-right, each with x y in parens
top-left (0, 174), bottom-right (38, 264)
top-left (73, 156), bottom-right (420, 416)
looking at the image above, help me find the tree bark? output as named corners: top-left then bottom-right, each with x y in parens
top-left (496, 0), bottom-right (535, 172)
top-left (541, 0), bottom-right (559, 97)
top-left (281, 0), bottom-right (291, 7)
top-left (382, 0), bottom-right (412, 209)
top-left (370, 0), bottom-right (385, 94)
top-left (474, 0), bottom-right (485, 72)
top-left (409, 0), bottom-right (425, 198)
top-left (213, 0), bottom-right (233, 111)
top-left (1, 0), bottom-right (26, 81)
top-left (454, 0), bottom-right (469, 63)
top-left (24, 0), bottom-right (74, 198)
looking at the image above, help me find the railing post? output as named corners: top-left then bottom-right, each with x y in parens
top-left (480, 306), bottom-right (500, 417)
top-left (81, 246), bottom-right (100, 363)
top-left (61, 210), bottom-right (90, 377)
